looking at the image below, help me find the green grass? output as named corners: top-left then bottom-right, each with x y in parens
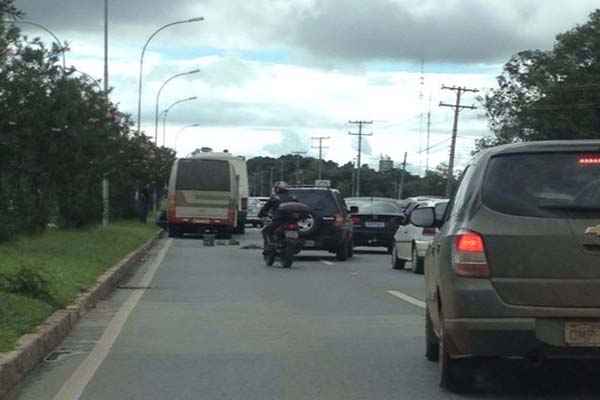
top-left (0, 221), bottom-right (157, 353)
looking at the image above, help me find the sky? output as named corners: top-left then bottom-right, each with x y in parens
top-left (12, 0), bottom-right (600, 174)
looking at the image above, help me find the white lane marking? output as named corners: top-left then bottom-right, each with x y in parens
top-left (321, 260), bottom-right (334, 266)
top-left (53, 239), bottom-right (173, 400)
top-left (387, 290), bottom-right (426, 309)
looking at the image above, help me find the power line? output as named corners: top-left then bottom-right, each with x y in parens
top-left (439, 85), bottom-right (479, 196)
top-left (348, 120), bottom-right (373, 197)
top-left (311, 137), bottom-right (330, 180)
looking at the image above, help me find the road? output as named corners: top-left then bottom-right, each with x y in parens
top-left (13, 229), bottom-right (600, 400)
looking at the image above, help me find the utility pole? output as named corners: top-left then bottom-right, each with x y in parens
top-left (425, 94), bottom-right (432, 173)
top-left (280, 159), bottom-right (285, 182)
top-left (440, 85), bottom-right (478, 196)
top-left (398, 152), bottom-right (407, 200)
top-left (348, 120), bottom-right (373, 197)
top-left (292, 151), bottom-right (306, 184)
top-left (102, 0), bottom-right (110, 227)
top-left (311, 137), bottom-right (330, 180)
top-left (269, 167), bottom-right (275, 189)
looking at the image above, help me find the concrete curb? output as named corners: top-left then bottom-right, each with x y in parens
top-left (0, 232), bottom-right (162, 400)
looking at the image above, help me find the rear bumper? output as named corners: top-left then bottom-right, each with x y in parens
top-left (169, 221), bottom-right (234, 234)
top-left (445, 318), bottom-right (600, 359)
top-left (352, 230), bottom-right (393, 247)
top-left (414, 240), bottom-right (432, 257)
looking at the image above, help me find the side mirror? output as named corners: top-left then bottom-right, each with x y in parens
top-left (410, 207), bottom-right (436, 228)
top-left (349, 206), bottom-right (359, 214)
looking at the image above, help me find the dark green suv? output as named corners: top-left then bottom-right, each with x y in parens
top-left (288, 186), bottom-right (354, 261)
top-left (411, 140), bottom-right (600, 391)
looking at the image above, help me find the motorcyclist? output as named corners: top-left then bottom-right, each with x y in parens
top-left (258, 181), bottom-right (297, 253)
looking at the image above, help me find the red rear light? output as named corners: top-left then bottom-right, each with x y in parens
top-left (422, 227), bottom-right (436, 236)
top-left (335, 213), bottom-right (345, 226)
top-left (352, 216), bottom-right (361, 225)
top-left (453, 231), bottom-right (490, 278)
top-left (227, 208), bottom-right (236, 225)
top-left (286, 223), bottom-right (298, 230)
top-left (167, 193), bottom-right (176, 219)
top-left (579, 155), bottom-right (600, 165)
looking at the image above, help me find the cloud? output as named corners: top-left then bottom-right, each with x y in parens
top-left (163, 99), bottom-right (338, 129)
top-left (262, 129), bottom-right (310, 156)
top-left (14, 0), bottom-right (600, 64)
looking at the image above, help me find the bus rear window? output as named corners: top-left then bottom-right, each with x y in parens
top-left (176, 159), bottom-right (230, 191)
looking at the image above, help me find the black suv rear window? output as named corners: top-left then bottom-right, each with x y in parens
top-left (176, 159), bottom-right (230, 191)
top-left (289, 190), bottom-right (339, 214)
top-left (483, 152), bottom-right (600, 217)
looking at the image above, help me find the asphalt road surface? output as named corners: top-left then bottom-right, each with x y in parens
top-left (14, 229), bottom-right (600, 400)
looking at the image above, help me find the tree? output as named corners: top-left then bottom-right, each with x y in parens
top-left (0, 2), bottom-right (176, 239)
top-left (479, 9), bottom-right (600, 149)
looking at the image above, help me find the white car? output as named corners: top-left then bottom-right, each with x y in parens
top-left (246, 197), bottom-right (269, 227)
top-left (391, 199), bottom-right (448, 274)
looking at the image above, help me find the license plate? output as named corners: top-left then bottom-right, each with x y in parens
top-left (365, 221), bottom-right (385, 228)
top-left (565, 321), bottom-right (600, 347)
top-left (304, 240), bottom-right (315, 247)
top-left (285, 231), bottom-right (299, 239)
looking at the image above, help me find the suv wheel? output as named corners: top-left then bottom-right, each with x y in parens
top-left (335, 241), bottom-right (349, 261)
top-left (425, 307), bottom-right (439, 362)
top-left (439, 311), bottom-right (471, 392)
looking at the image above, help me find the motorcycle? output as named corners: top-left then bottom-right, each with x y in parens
top-left (263, 202), bottom-right (310, 268)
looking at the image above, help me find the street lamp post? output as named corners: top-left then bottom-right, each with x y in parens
top-left (136, 17), bottom-right (204, 135)
top-left (154, 69), bottom-right (200, 143)
top-left (174, 123), bottom-right (201, 152)
top-left (9, 19), bottom-right (66, 68)
top-left (161, 96), bottom-right (197, 146)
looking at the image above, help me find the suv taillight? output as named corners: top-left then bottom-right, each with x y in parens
top-left (334, 213), bottom-right (345, 226)
top-left (452, 230), bottom-right (490, 278)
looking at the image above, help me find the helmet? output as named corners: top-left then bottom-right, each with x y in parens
top-left (273, 181), bottom-right (289, 194)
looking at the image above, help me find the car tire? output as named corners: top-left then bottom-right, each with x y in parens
top-left (426, 307), bottom-right (439, 362)
top-left (348, 241), bottom-right (354, 258)
top-left (412, 246), bottom-right (424, 274)
top-left (439, 311), bottom-right (471, 392)
top-left (298, 212), bottom-right (318, 237)
top-left (168, 225), bottom-right (181, 238)
top-left (392, 247), bottom-right (406, 270)
top-left (335, 241), bottom-right (349, 261)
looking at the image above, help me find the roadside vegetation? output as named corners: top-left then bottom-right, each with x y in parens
top-left (0, 0), bottom-right (175, 243)
top-left (0, 0), bottom-right (172, 352)
top-left (479, 10), bottom-right (600, 148)
top-left (0, 221), bottom-right (156, 352)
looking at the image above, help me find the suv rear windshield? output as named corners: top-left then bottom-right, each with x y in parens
top-left (289, 189), bottom-right (339, 214)
top-left (348, 201), bottom-right (401, 214)
top-left (176, 159), bottom-right (231, 191)
top-left (483, 152), bottom-right (600, 218)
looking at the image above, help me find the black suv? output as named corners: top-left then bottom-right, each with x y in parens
top-left (288, 186), bottom-right (354, 261)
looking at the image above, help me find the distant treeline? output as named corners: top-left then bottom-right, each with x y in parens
top-left (247, 155), bottom-right (450, 199)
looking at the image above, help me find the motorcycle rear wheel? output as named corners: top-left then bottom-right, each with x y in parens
top-left (264, 251), bottom-right (276, 266)
top-left (281, 243), bottom-right (295, 268)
